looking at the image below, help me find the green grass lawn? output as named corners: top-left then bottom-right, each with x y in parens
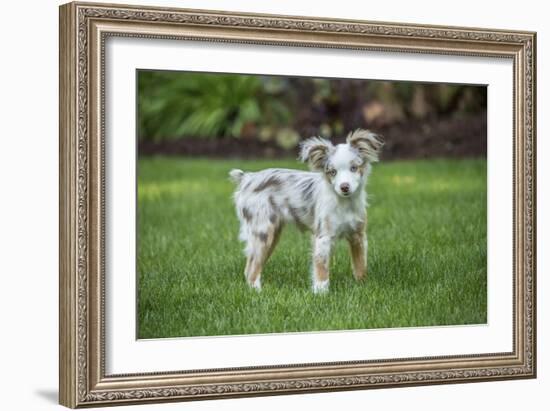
top-left (137, 157), bottom-right (487, 339)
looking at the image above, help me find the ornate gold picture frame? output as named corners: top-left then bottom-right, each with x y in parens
top-left (59, 1), bottom-right (536, 408)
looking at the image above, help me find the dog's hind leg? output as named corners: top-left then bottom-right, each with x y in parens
top-left (266, 224), bottom-right (282, 260)
top-left (244, 224), bottom-right (280, 291)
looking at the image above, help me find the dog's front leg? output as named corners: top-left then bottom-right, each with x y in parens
top-left (312, 235), bottom-right (332, 293)
top-left (348, 228), bottom-right (366, 281)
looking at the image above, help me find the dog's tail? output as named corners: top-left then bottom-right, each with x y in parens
top-left (229, 169), bottom-right (245, 184)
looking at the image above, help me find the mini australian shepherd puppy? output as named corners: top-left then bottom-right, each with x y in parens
top-left (229, 129), bottom-right (384, 293)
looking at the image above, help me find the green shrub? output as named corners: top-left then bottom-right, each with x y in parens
top-left (138, 71), bottom-right (291, 141)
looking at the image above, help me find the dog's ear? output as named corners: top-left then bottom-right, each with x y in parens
top-left (299, 137), bottom-right (334, 171)
top-left (346, 129), bottom-right (384, 163)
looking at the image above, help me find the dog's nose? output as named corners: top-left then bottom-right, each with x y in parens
top-left (340, 183), bottom-right (350, 193)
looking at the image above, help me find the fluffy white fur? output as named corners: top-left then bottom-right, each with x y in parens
top-left (230, 129), bottom-right (383, 293)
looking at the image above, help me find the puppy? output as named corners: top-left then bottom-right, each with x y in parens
top-left (229, 129), bottom-right (383, 293)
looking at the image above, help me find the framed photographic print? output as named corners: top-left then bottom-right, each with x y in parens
top-left (59, 1), bottom-right (537, 408)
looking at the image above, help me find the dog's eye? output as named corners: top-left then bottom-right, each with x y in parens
top-left (350, 165), bottom-right (358, 172)
top-left (328, 169), bottom-right (337, 177)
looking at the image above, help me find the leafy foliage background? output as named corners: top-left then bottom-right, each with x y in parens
top-left (137, 70), bottom-right (486, 152)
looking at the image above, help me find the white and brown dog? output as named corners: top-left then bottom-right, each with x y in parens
top-left (229, 129), bottom-right (383, 293)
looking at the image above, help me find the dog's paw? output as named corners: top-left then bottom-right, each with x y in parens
top-left (312, 279), bottom-right (329, 294)
top-left (249, 277), bottom-right (262, 292)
